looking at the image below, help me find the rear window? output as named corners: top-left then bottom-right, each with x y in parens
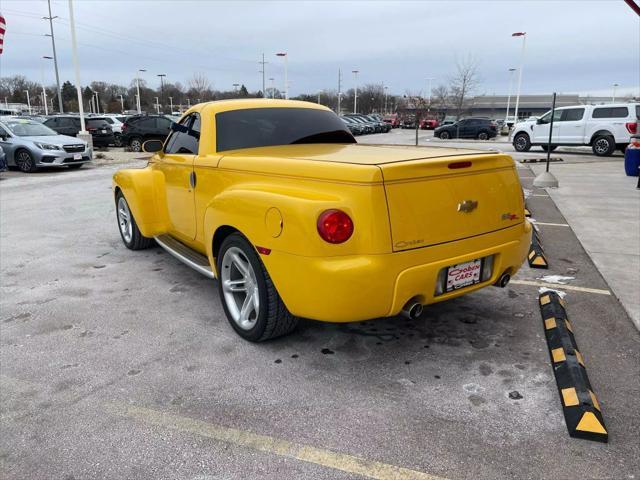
top-left (87, 119), bottom-right (109, 128)
top-left (592, 107), bottom-right (629, 119)
top-left (216, 108), bottom-right (355, 152)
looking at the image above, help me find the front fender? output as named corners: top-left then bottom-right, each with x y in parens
top-left (112, 167), bottom-right (168, 237)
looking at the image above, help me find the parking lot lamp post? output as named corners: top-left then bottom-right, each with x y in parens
top-left (44, 0), bottom-right (63, 113)
top-left (40, 57), bottom-right (50, 116)
top-left (155, 97), bottom-right (160, 114)
top-left (612, 83), bottom-right (619, 102)
top-left (352, 70), bottom-right (359, 113)
top-left (276, 53), bottom-right (288, 99)
top-left (157, 74), bottom-right (166, 113)
top-left (512, 32), bottom-right (526, 124)
top-left (67, 0), bottom-right (87, 137)
top-left (119, 94), bottom-right (124, 112)
top-left (169, 97), bottom-right (173, 113)
top-left (269, 77), bottom-right (275, 98)
top-left (136, 69), bottom-right (146, 114)
top-left (94, 91), bottom-right (100, 114)
top-left (384, 86), bottom-right (388, 115)
top-left (187, 98), bottom-right (191, 108)
top-left (25, 90), bottom-right (32, 115)
top-left (505, 68), bottom-right (516, 124)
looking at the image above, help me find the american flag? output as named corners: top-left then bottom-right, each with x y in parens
top-left (0, 12), bottom-right (5, 55)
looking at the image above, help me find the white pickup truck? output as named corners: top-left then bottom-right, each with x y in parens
top-left (511, 103), bottom-right (639, 156)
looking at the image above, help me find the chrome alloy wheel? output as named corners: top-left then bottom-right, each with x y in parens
top-left (594, 138), bottom-right (610, 155)
top-left (221, 246), bottom-right (260, 330)
top-left (117, 196), bottom-right (133, 243)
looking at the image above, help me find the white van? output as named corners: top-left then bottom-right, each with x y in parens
top-left (511, 103), bottom-right (639, 156)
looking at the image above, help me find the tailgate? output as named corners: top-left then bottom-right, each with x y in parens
top-left (381, 153), bottom-right (524, 251)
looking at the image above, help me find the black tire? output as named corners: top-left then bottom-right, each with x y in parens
top-left (129, 137), bottom-right (143, 152)
top-left (68, 164), bottom-right (84, 170)
top-left (477, 131), bottom-right (489, 140)
top-left (217, 233), bottom-right (298, 342)
top-left (114, 134), bottom-right (123, 147)
top-left (115, 191), bottom-right (154, 250)
top-left (15, 149), bottom-right (37, 173)
top-left (591, 135), bottom-right (615, 156)
top-left (541, 145), bottom-right (557, 152)
top-left (513, 133), bottom-right (531, 152)
top-left (439, 131), bottom-right (450, 140)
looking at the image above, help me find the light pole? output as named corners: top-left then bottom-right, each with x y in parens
top-left (276, 52), bottom-right (288, 99)
top-left (612, 83), bottom-right (619, 102)
top-left (154, 97), bottom-right (160, 114)
top-left (317, 91), bottom-right (322, 104)
top-left (259, 53), bottom-right (268, 96)
top-left (426, 77), bottom-right (434, 121)
top-left (384, 86), bottom-right (388, 115)
top-left (157, 73), bottom-right (166, 113)
top-left (269, 77), bottom-right (275, 98)
top-left (40, 56), bottom-right (50, 115)
top-left (44, 0), bottom-right (63, 113)
top-left (169, 96), bottom-right (173, 113)
top-left (505, 67), bottom-right (516, 124)
top-left (119, 94), bottom-right (124, 112)
top-left (512, 32), bottom-right (526, 124)
top-left (68, 0), bottom-right (86, 135)
top-left (25, 90), bottom-right (32, 114)
top-left (136, 69), bottom-right (146, 114)
top-left (337, 68), bottom-right (342, 114)
top-left (352, 69), bottom-right (359, 113)
top-left (233, 83), bottom-right (240, 93)
top-left (94, 91), bottom-right (100, 114)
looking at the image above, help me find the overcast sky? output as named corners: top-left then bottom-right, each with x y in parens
top-left (1, 0), bottom-right (638, 98)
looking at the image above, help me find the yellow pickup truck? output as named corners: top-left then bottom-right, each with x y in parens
top-left (113, 99), bottom-right (531, 342)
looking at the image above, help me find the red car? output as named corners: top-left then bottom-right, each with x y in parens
top-left (420, 118), bottom-right (439, 130)
top-left (383, 115), bottom-right (400, 128)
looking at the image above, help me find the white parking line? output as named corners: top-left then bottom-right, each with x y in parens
top-left (533, 222), bottom-right (570, 227)
top-left (511, 279), bottom-right (611, 295)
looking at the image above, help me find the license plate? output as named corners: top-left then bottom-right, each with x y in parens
top-left (446, 259), bottom-right (482, 292)
top-left (73, 153), bottom-right (82, 160)
top-left (101, 129), bottom-right (107, 134)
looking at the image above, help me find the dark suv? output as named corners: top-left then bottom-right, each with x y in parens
top-left (434, 117), bottom-right (497, 140)
top-left (121, 115), bottom-right (174, 152)
top-left (43, 115), bottom-right (115, 148)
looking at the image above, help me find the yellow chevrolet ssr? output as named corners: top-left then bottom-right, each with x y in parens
top-left (113, 99), bottom-right (531, 341)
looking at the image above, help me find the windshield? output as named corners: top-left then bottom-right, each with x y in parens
top-left (6, 120), bottom-right (58, 137)
top-left (216, 107), bottom-right (355, 152)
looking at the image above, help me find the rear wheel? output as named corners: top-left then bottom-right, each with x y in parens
top-left (15, 149), bottom-right (37, 173)
top-left (513, 133), bottom-right (531, 152)
top-left (541, 145), bottom-right (557, 152)
top-left (439, 131), bottom-right (450, 140)
top-left (592, 135), bottom-right (615, 156)
top-left (129, 137), bottom-right (143, 152)
top-left (114, 134), bottom-right (123, 147)
top-left (217, 233), bottom-right (298, 342)
top-left (477, 131), bottom-right (489, 140)
top-left (115, 191), bottom-right (154, 250)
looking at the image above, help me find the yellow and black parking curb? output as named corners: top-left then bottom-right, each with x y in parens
top-left (539, 291), bottom-right (608, 442)
top-left (524, 204), bottom-right (532, 218)
top-left (528, 228), bottom-right (549, 269)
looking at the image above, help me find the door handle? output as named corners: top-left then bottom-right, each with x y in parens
top-left (189, 171), bottom-right (197, 189)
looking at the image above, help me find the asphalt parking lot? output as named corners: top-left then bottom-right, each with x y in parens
top-left (1, 134), bottom-right (639, 479)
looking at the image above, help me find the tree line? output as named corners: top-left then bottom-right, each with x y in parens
top-left (1, 59), bottom-right (480, 117)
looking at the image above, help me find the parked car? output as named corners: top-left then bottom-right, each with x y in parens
top-left (0, 118), bottom-right (91, 172)
top-left (340, 116), bottom-right (363, 135)
top-left (121, 114), bottom-right (174, 152)
top-left (365, 114), bottom-right (391, 133)
top-left (441, 116), bottom-right (457, 126)
top-left (419, 118), bottom-right (439, 130)
top-left (511, 103), bottom-right (640, 156)
top-left (346, 115), bottom-right (375, 134)
top-left (383, 114), bottom-right (400, 128)
top-left (434, 118), bottom-right (498, 140)
top-left (113, 99), bottom-right (530, 342)
top-left (43, 115), bottom-right (115, 148)
top-left (102, 115), bottom-right (125, 146)
top-left (0, 145), bottom-right (7, 173)
top-left (401, 117), bottom-right (416, 129)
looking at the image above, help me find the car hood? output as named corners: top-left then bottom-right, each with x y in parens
top-left (19, 135), bottom-right (86, 146)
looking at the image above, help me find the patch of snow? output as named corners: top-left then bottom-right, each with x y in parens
top-left (538, 287), bottom-right (567, 298)
top-left (538, 275), bottom-right (575, 285)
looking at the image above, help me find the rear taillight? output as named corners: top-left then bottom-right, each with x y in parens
top-left (122, 124), bottom-right (128, 131)
top-left (317, 209), bottom-right (354, 244)
top-left (626, 122), bottom-right (637, 134)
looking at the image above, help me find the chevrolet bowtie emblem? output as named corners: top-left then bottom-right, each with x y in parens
top-left (457, 200), bottom-right (478, 213)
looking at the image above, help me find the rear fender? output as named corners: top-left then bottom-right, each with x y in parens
top-left (112, 167), bottom-right (168, 237)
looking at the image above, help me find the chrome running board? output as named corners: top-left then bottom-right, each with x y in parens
top-left (155, 234), bottom-right (215, 279)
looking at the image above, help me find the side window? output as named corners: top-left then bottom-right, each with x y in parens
top-left (0, 125), bottom-right (9, 137)
top-left (156, 117), bottom-right (172, 131)
top-left (164, 114), bottom-right (200, 155)
top-left (561, 108), bottom-right (584, 122)
top-left (46, 118), bottom-right (57, 127)
top-left (592, 107), bottom-right (628, 119)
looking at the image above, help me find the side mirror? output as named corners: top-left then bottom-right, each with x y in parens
top-left (142, 139), bottom-right (164, 153)
top-left (536, 118), bottom-right (544, 125)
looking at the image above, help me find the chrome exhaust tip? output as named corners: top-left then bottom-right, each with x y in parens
top-left (496, 273), bottom-right (511, 288)
top-left (401, 300), bottom-right (424, 320)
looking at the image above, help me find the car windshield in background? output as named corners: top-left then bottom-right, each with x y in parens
top-left (216, 108), bottom-right (355, 152)
top-left (6, 121), bottom-right (58, 137)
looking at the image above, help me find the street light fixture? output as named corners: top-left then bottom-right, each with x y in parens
top-left (43, 0), bottom-right (63, 113)
top-left (168, 96), bottom-right (173, 113)
top-left (268, 77), bottom-right (275, 99)
top-left (511, 32), bottom-right (526, 124)
top-left (276, 52), bottom-right (288, 99)
top-left (136, 69), bottom-right (146, 114)
top-left (612, 83), bottom-right (620, 102)
top-left (352, 70), bottom-right (359, 113)
top-left (24, 90), bottom-right (32, 115)
top-left (233, 83), bottom-right (240, 93)
top-left (383, 85), bottom-right (389, 115)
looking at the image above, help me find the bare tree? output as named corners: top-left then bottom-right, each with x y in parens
top-left (431, 85), bottom-right (449, 110)
top-left (448, 55), bottom-right (480, 119)
top-left (403, 91), bottom-right (430, 146)
top-left (189, 73), bottom-right (211, 97)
